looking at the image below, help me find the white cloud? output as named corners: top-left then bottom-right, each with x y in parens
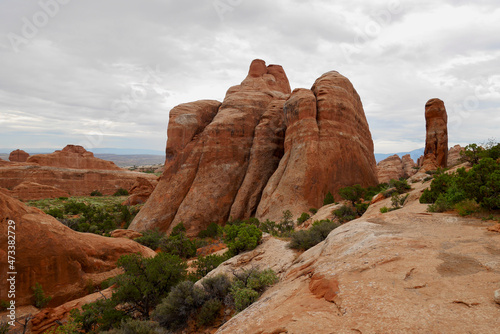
top-left (0, 0), bottom-right (498, 153)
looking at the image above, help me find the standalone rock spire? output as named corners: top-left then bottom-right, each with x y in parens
top-left (129, 59), bottom-right (291, 235)
top-left (422, 98), bottom-right (448, 170)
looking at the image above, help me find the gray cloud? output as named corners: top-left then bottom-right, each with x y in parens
top-left (0, 0), bottom-right (499, 154)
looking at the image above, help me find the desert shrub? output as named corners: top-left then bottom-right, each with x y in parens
top-left (364, 183), bottom-right (387, 201)
top-left (159, 233), bottom-right (197, 259)
top-left (277, 210), bottom-right (295, 234)
top-left (198, 222), bottom-right (223, 239)
top-left (90, 190), bottom-right (103, 197)
top-left (297, 212), bottom-right (311, 225)
top-left (108, 319), bottom-right (168, 334)
top-left (69, 298), bottom-right (125, 333)
top-left (32, 282), bottom-right (52, 308)
top-left (224, 223), bottom-right (262, 256)
top-left (0, 322), bottom-right (9, 334)
top-left (454, 199), bottom-right (480, 216)
top-left (112, 252), bottom-right (187, 319)
top-left (389, 178), bottom-right (411, 194)
top-left (419, 170), bottom-right (454, 204)
top-left (201, 274), bottom-right (232, 301)
top-left (323, 191), bottom-right (335, 205)
top-left (338, 184), bottom-right (366, 205)
top-left (333, 205), bottom-right (357, 223)
top-left (134, 229), bottom-right (165, 250)
top-left (45, 207), bottom-right (64, 219)
top-left (152, 281), bottom-right (206, 330)
top-left (229, 269), bottom-right (278, 312)
top-left (289, 219), bottom-right (340, 251)
top-left (427, 194), bottom-right (453, 213)
top-left (460, 143), bottom-right (484, 165)
top-left (258, 219), bottom-right (278, 235)
top-left (391, 193), bottom-right (409, 209)
top-left (194, 254), bottom-right (229, 279)
top-left (197, 299), bottom-right (222, 326)
top-left (380, 206), bottom-right (389, 213)
top-left (309, 208), bottom-right (318, 214)
top-left (171, 222), bottom-right (186, 236)
top-left (63, 201), bottom-right (89, 215)
top-left (0, 300), bottom-right (9, 312)
top-left (113, 188), bottom-right (129, 196)
top-left (355, 202), bottom-right (369, 215)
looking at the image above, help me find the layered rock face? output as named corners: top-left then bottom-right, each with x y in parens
top-left (9, 149), bottom-right (29, 162)
top-left (0, 192), bottom-right (156, 307)
top-left (421, 98), bottom-right (448, 171)
top-left (256, 72), bottom-right (378, 221)
top-left (27, 145), bottom-right (121, 170)
top-left (447, 144), bottom-right (464, 167)
top-left (0, 145), bottom-right (157, 199)
top-left (377, 154), bottom-right (417, 183)
top-left (122, 177), bottom-right (158, 206)
top-left (130, 60), bottom-right (290, 235)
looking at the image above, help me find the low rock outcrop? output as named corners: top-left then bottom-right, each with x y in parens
top-left (377, 154), bottom-right (417, 183)
top-left (9, 149), bottom-right (29, 162)
top-left (421, 98), bottom-right (448, 171)
top-left (4, 181), bottom-right (70, 201)
top-left (216, 182), bottom-right (500, 334)
top-left (0, 192), bottom-right (156, 307)
top-left (27, 145), bottom-right (121, 170)
top-left (447, 144), bottom-right (464, 167)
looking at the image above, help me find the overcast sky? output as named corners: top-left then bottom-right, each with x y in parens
top-left (0, 0), bottom-right (499, 155)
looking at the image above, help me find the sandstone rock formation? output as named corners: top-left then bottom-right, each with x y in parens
top-left (9, 149), bottom-right (29, 162)
top-left (4, 181), bottom-right (70, 201)
top-left (130, 60), bottom-right (291, 235)
top-left (30, 288), bottom-right (113, 334)
top-left (447, 144), bottom-right (464, 167)
top-left (421, 98), bottom-right (448, 171)
top-left (122, 176), bottom-right (158, 206)
top-left (27, 145), bottom-right (121, 170)
top-left (0, 163), bottom-right (156, 198)
top-left (0, 192), bottom-right (156, 307)
top-left (256, 72), bottom-right (378, 221)
top-left (377, 154), bottom-right (417, 183)
top-left (216, 182), bottom-right (500, 334)
top-left (110, 229), bottom-right (143, 239)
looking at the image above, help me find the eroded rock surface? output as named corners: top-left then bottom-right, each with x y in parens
top-left (0, 192), bottom-right (156, 307)
top-left (9, 149), bottom-right (29, 162)
top-left (256, 72), bottom-right (378, 221)
top-left (421, 98), bottom-right (448, 171)
top-left (216, 182), bottom-right (500, 334)
top-left (130, 60), bottom-right (291, 235)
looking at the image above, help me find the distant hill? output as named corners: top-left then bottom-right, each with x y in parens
top-left (374, 148), bottom-right (424, 163)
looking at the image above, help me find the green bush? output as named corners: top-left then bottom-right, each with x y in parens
top-left (297, 212), bottom-right (311, 225)
top-left (69, 297), bottom-right (125, 333)
top-left (333, 205), bottom-right (357, 223)
top-left (32, 282), bottom-right (52, 308)
top-left (224, 223), bottom-right (262, 256)
top-left (112, 252), bottom-right (187, 319)
top-left (355, 202), bottom-right (369, 215)
top-left (201, 274), bottom-right (232, 301)
top-left (427, 194), bottom-right (453, 213)
top-left (198, 222), bottom-right (223, 239)
top-left (152, 281), bottom-right (206, 330)
top-left (90, 190), bottom-right (103, 197)
top-left (135, 229), bottom-right (165, 250)
top-left (289, 219), bottom-right (340, 251)
top-left (108, 319), bottom-right (168, 334)
top-left (197, 299), bottom-right (222, 326)
top-left (229, 268), bottom-right (278, 312)
top-left (171, 222), bottom-right (186, 236)
top-left (391, 193), bottom-right (409, 209)
top-left (113, 188), bottom-right (129, 196)
top-left (63, 201), bottom-right (89, 215)
top-left (380, 206), bottom-right (389, 213)
top-left (338, 184), bottom-right (366, 205)
top-left (323, 191), bottom-right (335, 205)
top-left (389, 178), bottom-right (411, 194)
top-left (454, 199), bottom-right (480, 216)
top-left (194, 254), bottom-right (229, 279)
top-left (0, 322), bottom-right (9, 334)
top-left (230, 286), bottom-right (259, 312)
top-left (278, 210), bottom-right (295, 234)
top-left (0, 300), bottom-right (9, 312)
top-left (159, 232), bottom-right (197, 259)
top-left (45, 207), bottom-right (64, 219)
top-left (309, 208), bottom-right (318, 214)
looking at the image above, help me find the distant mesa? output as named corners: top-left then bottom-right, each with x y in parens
top-left (9, 149), bottom-right (30, 162)
top-left (129, 59), bottom-right (378, 236)
top-left (27, 144), bottom-right (122, 170)
top-left (0, 145), bottom-right (157, 199)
